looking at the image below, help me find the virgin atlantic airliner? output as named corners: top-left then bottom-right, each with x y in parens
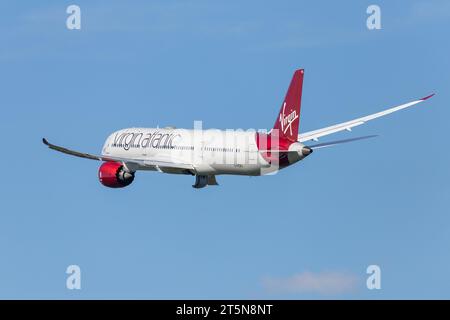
top-left (43, 69), bottom-right (434, 188)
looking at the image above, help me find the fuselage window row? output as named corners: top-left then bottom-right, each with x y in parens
top-left (111, 144), bottom-right (241, 152)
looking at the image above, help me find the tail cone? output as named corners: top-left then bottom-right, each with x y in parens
top-left (301, 146), bottom-right (313, 156)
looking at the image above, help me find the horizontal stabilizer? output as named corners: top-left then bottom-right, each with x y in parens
top-left (308, 135), bottom-right (378, 149)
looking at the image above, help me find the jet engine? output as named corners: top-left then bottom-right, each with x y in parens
top-left (98, 161), bottom-right (134, 188)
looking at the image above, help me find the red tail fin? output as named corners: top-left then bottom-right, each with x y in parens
top-left (272, 69), bottom-right (304, 141)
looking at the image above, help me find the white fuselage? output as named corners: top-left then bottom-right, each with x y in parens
top-left (101, 128), bottom-right (305, 176)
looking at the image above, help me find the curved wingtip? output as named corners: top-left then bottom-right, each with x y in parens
top-left (42, 138), bottom-right (49, 146)
top-left (421, 93), bottom-right (435, 101)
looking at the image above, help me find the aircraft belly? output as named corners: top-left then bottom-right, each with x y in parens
top-left (211, 163), bottom-right (262, 176)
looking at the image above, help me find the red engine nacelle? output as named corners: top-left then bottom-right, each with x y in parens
top-left (98, 161), bottom-right (135, 188)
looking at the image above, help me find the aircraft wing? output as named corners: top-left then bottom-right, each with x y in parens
top-left (298, 94), bottom-right (434, 143)
top-left (42, 138), bottom-right (195, 172)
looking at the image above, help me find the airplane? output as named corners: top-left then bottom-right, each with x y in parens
top-left (43, 69), bottom-right (434, 189)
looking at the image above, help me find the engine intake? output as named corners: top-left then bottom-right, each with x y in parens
top-left (98, 161), bottom-right (134, 188)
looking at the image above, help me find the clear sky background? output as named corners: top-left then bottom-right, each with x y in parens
top-left (0, 0), bottom-right (449, 299)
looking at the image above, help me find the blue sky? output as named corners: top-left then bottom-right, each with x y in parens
top-left (0, 0), bottom-right (449, 299)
